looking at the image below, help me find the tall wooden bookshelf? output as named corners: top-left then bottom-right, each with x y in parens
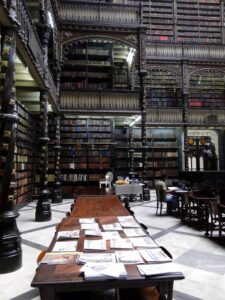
top-left (14, 103), bottom-right (36, 205)
top-left (60, 117), bottom-right (114, 196)
top-left (61, 41), bottom-right (131, 91)
top-left (145, 128), bottom-right (180, 187)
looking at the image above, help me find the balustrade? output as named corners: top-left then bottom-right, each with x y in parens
top-left (146, 42), bottom-right (225, 60)
top-left (60, 91), bottom-right (140, 111)
top-left (58, 1), bottom-right (139, 25)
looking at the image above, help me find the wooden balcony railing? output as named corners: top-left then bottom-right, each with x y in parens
top-left (146, 42), bottom-right (225, 60)
top-left (60, 90), bottom-right (140, 112)
top-left (58, 1), bottom-right (140, 26)
top-left (14, 0), bottom-right (57, 103)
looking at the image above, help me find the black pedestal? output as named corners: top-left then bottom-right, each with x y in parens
top-left (0, 211), bottom-right (22, 273)
top-left (52, 181), bottom-right (62, 203)
top-left (35, 189), bottom-right (52, 221)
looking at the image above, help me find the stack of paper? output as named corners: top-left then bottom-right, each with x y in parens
top-left (52, 241), bottom-right (78, 252)
top-left (57, 230), bottom-right (80, 240)
top-left (84, 239), bottom-right (107, 251)
top-left (78, 252), bottom-right (116, 264)
top-left (138, 248), bottom-right (172, 263)
top-left (80, 263), bottom-right (127, 280)
top-left (115, 250), bottom-right (144, 264)
top-left (138, 263), bottom-right (182, 276)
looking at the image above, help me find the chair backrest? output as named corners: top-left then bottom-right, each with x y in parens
top-left (155, 181), bottom-right (166, 203)
top-left (105, 172), bottom-right (113, 183)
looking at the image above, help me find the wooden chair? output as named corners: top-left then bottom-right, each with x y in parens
top-left (155, 184), bottom-right (167, 215)
top-left (218, 204), bottom-right (225, 238)
top-left (208, 201), bottom-right (225, 238)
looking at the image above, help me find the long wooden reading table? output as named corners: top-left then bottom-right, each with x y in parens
top-left (31, 195), bottom-right (184, 300)
top-left (71, 195), bottom-right (129, 218)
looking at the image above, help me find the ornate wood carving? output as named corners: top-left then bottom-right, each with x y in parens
top-left (0, 27), bottom-right (22, 273)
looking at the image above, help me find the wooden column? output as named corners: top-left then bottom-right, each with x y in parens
top-left (35, 5), bottom-right (52, 221)
top-left (138, 25), bottom-right (147, 179)
top-left (35, 91), bottom-right (51, 221)
top-left (0, 28), bottom-right (22, 273)
top-left (52, 114), bottom-right (62, 203)
top-left (221, 0), bottom-right (225, 44)
top-left (181, 56), bottom-right (189, 171)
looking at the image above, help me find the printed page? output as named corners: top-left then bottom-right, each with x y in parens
top-left (138, 248), bottom-right (172, 263)
top-left (124, 228), bottom-right (146, 237)
top-left (110, 238), bottom-right (133, 249)
top-left (138, 263), bottom-right (182, 276)
top-left (78, 252), bottom-right (116, 264)
top-left (115, 250), bottom-right (144, 264)
top-left (84, 239), bottom-right (107, 251)
top-left (52, 241), bottom-right (78, 252)
top-left (79, 218), bottom-right (96, 224)
top-left (102, 231), bottom-right (121, 240)
top-left (57, 230), bottom-right (80, 240)
top-left (102, 223), bottom-right (122, 231)
top-left (129, 237), bottom-right (157, 248)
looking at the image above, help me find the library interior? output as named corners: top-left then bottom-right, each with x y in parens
top-left (0, 1), bottom-right (225, 300)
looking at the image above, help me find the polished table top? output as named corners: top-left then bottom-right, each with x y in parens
top-left (32, 216), bottom-right (184, 290)
top-left (31, 196), bottom-right (184, 300)
top-left (71, 195), bottom-right (129, 218)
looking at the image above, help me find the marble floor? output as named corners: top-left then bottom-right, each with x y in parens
top-left (0, 190), bottom-right (225, 300)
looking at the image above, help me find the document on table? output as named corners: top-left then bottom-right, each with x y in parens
top-left (115, 250), bottom-right (144, 264)
top-left (138, 248), bottom-right (172, 263)
top-left (119, 220), bottom-right (140, 228)
top-left (78, 252), bottom-right (116, 264)
top-left (102, 223), bottom-right (122, 231)
top-left (52, 241), bottom-right (78, 252)
top-left (79, 218), bottom-right (96, 224)
top-left (124, 228), bottom-right (146, 237)
top-left (85, 229), bottom-right (102, 237)
top-left (57, 230), bottom-right (80, 240)
top-left (110, 238), bottom-right (133, 249)
top-left (84, 239), bottom-right (107, 251)
top-left (40, 252), bottom-right (79, 265)
top-left (81, 223), bottom-right (99, 230)
top-left (129, 237), bottom-right (158, 248)
top-left (138, 263), bottom-right (182, 276)
top-left (117, 216), bottom-right (134, 222)
top-left (80, 262), bottom-right (127, 280)
top-left (102, 231), bottom-right (121, 240)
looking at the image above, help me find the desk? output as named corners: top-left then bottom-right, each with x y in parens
top-left (71, 195), bottom-right (129, 218)
top-left (189, 192), bottom-right (219, 236)
top-left (31, 197), bottom-right (184, 300)
top-left (114, 184), bottom-right (144, 201)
